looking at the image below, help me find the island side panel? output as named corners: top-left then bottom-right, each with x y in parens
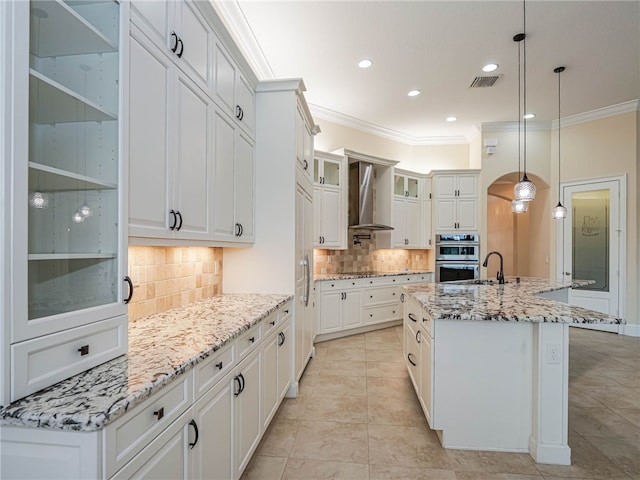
top-left (433, 319), bottom-right (533, 452)
top-left (529, 322), bottom-right (571, 465)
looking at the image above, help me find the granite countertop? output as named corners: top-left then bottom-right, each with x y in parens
top-left (405, 277), bottom-right (623, 325)
top-left (0, 294), bottom-right (291, 432)
top-left (315, 270), bottom-right (433, 281)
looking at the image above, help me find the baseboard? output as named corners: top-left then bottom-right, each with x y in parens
top-left (528, 437), bottom-right (571, 465)
top-left (315, 319), bottom-right (402, 343)
top-left (621, 323), bottom-right (640, 337)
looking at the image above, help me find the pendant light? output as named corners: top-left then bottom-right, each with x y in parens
top-left (512, 33), bottom-right (528, 214)
top-left (513, 0), bottom-right (536, 202)
top-left (552, 66), bottom-right (567, 220)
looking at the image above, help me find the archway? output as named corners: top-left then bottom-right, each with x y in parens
top-left (486, 172), bottom-right (550, 279)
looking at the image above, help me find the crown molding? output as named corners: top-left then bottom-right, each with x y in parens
top-left (310, 104), bottom-right (468, 146)
top-left (207, 0), bottom-right (275, 80)
top-left (551, 99), bottom-right (639, 129)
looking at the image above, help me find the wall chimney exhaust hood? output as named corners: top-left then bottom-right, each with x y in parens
top-left (348, 162), bottom-right (394, 231)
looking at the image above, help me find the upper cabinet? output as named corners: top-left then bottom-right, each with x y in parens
top-left (130, 0), bottom-right (212, 92)
top-left (296, 105), bottom-right (314, 185)
top-left (128, 0), bottom-right (256, 246)
top-left (432, 171), bottom-right (480, 232)
top-left (313, 152), bottom-right (347, 249)
top-left (392, 170), bottom-right (423, 248)
top-left (422, 177), bottom-right (433, 248)
top-left (2, 0), bottom-right (128, 404)
top-left (394, 173), bottom-right (420, 199)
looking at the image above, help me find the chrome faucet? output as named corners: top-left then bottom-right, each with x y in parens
top-left (482, 251), bottom-right (505, 284)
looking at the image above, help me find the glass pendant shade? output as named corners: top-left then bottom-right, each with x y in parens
top-left (79, 202), bottom-right (92, 218)
top-left (514, 174), bottom-right (536, 201)
top-left (72, 210), bottom-right (85, 223)
top-left (511, 199), bottom-right (528, 213)
top-left (553, 202), bottom-right (567, 220)
top-left (29, 191), bottom-right (49, 209)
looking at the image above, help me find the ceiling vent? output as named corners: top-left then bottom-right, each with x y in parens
top-left (470, 75), bottom-right (501, 88)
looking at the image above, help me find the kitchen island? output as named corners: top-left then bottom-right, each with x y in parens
top-left (403, 277), bottom-right (623, 466)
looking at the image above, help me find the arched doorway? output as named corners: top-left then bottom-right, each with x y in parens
top-left (486, 172), bottom-right (550, 278)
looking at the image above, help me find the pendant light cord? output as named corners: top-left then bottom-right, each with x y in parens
top-left (557, 68), bottom-right (561, 200)
top-left (522, 0), bottom-right (527, 178)
top-left (517, 38), bottom-right (521, 179)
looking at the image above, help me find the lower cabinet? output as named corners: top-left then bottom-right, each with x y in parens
top-left (317, 274), bottom-right (433, 337)
top-left (0, 301), bottom-right (293, 480)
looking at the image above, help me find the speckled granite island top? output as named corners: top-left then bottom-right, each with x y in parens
top-left (0, 294), bottom-right (291, 432)
top-left (315, 270), bottom-right (433, 281)
top-left (405, 277), bottom-right (623, 324)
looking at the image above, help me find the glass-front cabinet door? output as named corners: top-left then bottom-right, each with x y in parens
top-left (13, 0), bottom-right (127, 341)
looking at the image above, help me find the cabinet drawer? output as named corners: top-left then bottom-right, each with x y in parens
top-left (361, 276), bottom-right (399, 287)
top-left (193, 342), bottom-right (235, 399)
top-left (421, 309), bottom-right (433, 338)
top-left (319, 279), bottom-right (362, 291)
top-left (403, 274), bottom-right (432, 284)
top-left (262, 311), bottom-right (279, 339)
top-left (11, 316), bottom-right (127, 401)
top-left (278, 301), bottom-right (292, 322)
top-left (104, 374), bottom-right (192, 478)
top-left (363, 303), bottom-right (401, 325)
top-left (236, 323), bottom-right (262, 359)
top-left (363, 286), bottom-right (399, 306)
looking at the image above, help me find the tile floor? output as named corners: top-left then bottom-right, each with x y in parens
top-left (242, 326), bottom-right (640, 480)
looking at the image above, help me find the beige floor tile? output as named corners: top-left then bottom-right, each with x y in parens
top-left (368, 423), bottom-right (446, 469)
top-left (456, 451), bottom-right (539, 475)
top-left (320, 334), bottom-right (366, 349)
top-left (611, 407), bottom-right (640, 428)
top-left (304, 394), bottom-right (369, 423)
top-left (365, 331), bottom-right (403, 351)
top-left (302, 357), bottom-right (324, 376)
top-left (321, 359), bottom-right (367, 377)
top-left (256, 418), bottom-right (300, 457)
top-left (275, 397), bottom-right (309, 421)
top-left (283, 458), bottom-right (369, 480)
top-left (324, 346), bottom-right (367, 362)
top-left (313, 374), bottom-right (367, 397)
top-left (366, 360), bottom-right (407, 378)
top-left (454, 474), bottom-right (544, 480)
top-left (583, 434), bottom-right (640, 478)
top-left (582, 386), bottom-right (640, 409)
top-left (569, 406), bottom-right (640, 439)
top-left (369, 464), bottom-right (457, 480)
top-left (569, 372), bottom-right (628, 388)
top-left (365, 347), bottom-right (404, 363)
top-left (290, 421), bottom-right (369, 464)
top-left (569, 387), bottom-right (606, 408)
top-left (366, 375), bottom-right (415, 399)
top-left (314, 345), bottom-right (329, 359)
top-left (240, 455), bottom-right (287, 480)
top-left (367, 390), bottom-right (425, 426)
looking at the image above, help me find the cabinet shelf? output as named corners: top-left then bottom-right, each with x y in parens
top-left (29, 69), bottom-right (117, 124)
top-left (29, 162), bottom-right (117, 192)
top-left (30, 0), bottom-right (117, 58)
top-left (28, 253), bottom-right (117, 261)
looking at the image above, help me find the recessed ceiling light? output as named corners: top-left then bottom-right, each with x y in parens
top-left (482, 63), bottom-right (499, 72)
top-left (523, 113), bottom-right (535, 119)
top-left (358, 59), bottom-right (373, 69)
top-left (446, 116), bottom-right (457, 122)
top-left (407, 90), bottom-right (421, 97)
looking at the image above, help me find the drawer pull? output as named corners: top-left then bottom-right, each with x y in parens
top-left (408, 313), bottom-right (418, 322)
top-left (393, 292), bottom-right (396, 296)
top-left (370, 295), bottom-right (373, 299)
top-left (188, 420), bottom-right (199, 449)
top-left (370, 314), bottom-right (373, 318)
top-left (77, 345), bottom-right (89, 356)
top-left (278, 331), bottom-right (286, 346)
top-left (249, 336), bottom-right (255, 343)
top-left (153, 407), bottom-right (164, 420)
top-left (284, 309), bottom-right (289, 314)
top-left (270, 320), bottom-right (276, 326)
top-left (408, 353), bottom-right (417, 367)
top-left (216, 362), bottom-right (223, 370)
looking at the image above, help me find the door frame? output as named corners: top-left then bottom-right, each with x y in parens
top-left (556, 175), bottom-right (626, 329)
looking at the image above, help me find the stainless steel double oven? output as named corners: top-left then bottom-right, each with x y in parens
top-left (435, 234), bottom-right (480, 282)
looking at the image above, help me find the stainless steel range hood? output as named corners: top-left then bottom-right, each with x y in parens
top-left (348, 162), bottom-right (394, 231)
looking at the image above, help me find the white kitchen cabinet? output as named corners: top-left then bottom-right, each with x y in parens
top-left (130, 0), bottom-right (212, 92)
top-left (2, 0), bottom-right (128, 404)
top-left (277, 316), bottom-right (293, 400)
top-left (404, 321), bottom-right (421, 396)
top-left (213, 42), bottom-right (255, 136)
top-left (422, 177), bottom-right (433, 248)
top-left (394, 172), bottom-right (420, 199)
top-left (316, 274), bottom-right (433, 339)
top-left (262, 314), bottom-right (292, 429)
top-left (128, 25), bottom-right (213, 242)
top-left (392, 197), bottom-right (421, 248)
top-left (432, 171), bottom-right (479, 232)
top-left (313, 151), bottom-right (347, 249)
top-left (419, 321), bottom-right (433, 426)
top-left (296, 105), bottom-right (314, 184)
top-left (234, 347), bottom-right (261, 478)
top-left (211, 110), bottom-right (255, 243)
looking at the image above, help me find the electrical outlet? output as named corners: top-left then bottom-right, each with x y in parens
top-left (546, 344), bottom-right (561, 364)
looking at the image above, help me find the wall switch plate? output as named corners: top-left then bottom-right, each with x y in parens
top-left (546, 344), bottom-right (561, 364)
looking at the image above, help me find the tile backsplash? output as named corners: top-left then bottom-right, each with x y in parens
top-left (127, 246), bottom-right (222, 321)
top-left (314, 238), bottom-right (433, 275)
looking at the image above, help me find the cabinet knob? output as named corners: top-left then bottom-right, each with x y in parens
top-left (153, 407), bottom-right (164, 420)
top-left (77, 345), bottom-right (89, 356)
top-left (249, 336), bottom-right (255, 343)
top-left (176, 37), bottom-right (184, 58)
top-left (370, 295), bottom-right (373, 298)
top-left (270, 320), bottom-right (276, 326)
top-left (216, 362), bottom-right (223, 370)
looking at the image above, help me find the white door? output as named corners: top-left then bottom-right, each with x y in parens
top-left (405, 200), bottom-right (421, 247)
top-left (211, 111), bottom-right (236, 241)
top-left (234, 132), bottom-right (254, 242)
top-left (321, 187), bottom-right (340, 246)
top-left (560, 177), bottom-right (625, 332)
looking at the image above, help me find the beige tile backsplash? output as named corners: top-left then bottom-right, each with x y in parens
top-left (314, 238), bottom-right (433, 275)
top-left (127, 246), bottom-right (223, 322)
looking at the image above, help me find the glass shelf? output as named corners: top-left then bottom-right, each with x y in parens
top-left (29, 69), bottom-right (117, 124)
top-left (29, 162), bottom-right (117, 192)
top-left (29, 253), bottom-right (117, 261)
top-left (30, 0), bottom-right (117, 58)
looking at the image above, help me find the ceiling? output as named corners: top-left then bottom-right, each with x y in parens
top-left (214, 1), bottom-right (640, 144)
